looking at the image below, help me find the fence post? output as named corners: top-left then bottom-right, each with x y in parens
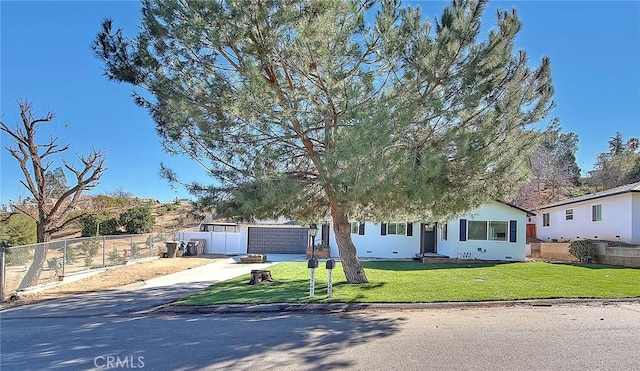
top-left (62, 240), bottom-right (67, 277)
top-left (0, 241), bottom-right (7, 302)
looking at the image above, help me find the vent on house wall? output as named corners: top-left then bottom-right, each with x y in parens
top-left (366, 250), bottom-right (373, 254)
top-left (594, 236), bottom-right (598, 239)
top-left (505, 256), bottom-right (512, 259)
top-left (392, 251), bottom-right (398, 254)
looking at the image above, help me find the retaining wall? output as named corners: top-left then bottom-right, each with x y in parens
top-left (529, 242), bottom-right (640, 267)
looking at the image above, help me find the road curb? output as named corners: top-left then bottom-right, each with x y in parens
top-left (154, 297), bottom-right (640, 315)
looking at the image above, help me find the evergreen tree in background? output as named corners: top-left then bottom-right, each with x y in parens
top-left (44, 167), bottom-right (69, 199)
top-left (95, 0), bottom-right (554, 283)
top-left (589, 132), bottom-right (640, 190)
top-left (0, 213), bottom-right (37, 246)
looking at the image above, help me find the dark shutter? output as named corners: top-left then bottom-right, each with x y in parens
top-left (406, 223), bottom-right (413, 236)
top-left (359, 222), bottom-right (365, 235)
top-left (459, 219), bottom-right (467, 241)
top-left (509, 220), bottom-right (517, 243)
top-left (381, 223), bottom-right (387, 236)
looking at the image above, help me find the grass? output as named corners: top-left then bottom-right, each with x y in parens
top-left (175, 261), bottom-right (640, 306)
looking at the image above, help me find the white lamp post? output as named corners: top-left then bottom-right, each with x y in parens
top-left (308, 223), bottom-right (319, 297)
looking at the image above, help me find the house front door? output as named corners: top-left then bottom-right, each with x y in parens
top-left (421, 223), bottom-right (437, 254)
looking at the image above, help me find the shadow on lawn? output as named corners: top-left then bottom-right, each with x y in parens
top-left (362, 260), bottom-right (509, 271)
top-left (182, 279), bottom-right (390, 305)
top-left (551, 262), bottom-right (638, 270)
top-left (181, 278), bottom-right (323, 304)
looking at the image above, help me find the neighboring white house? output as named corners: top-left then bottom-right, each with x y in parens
top-left (324, 201), bottom-right (530, 261)
top-left (535, 181), bottom-right (640, 244)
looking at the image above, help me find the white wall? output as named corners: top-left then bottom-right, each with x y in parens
top-left (437, 202), bottom-right (527, 261)
top-left (327, 222), bottom-right (421, 259)
top-left (177, 231), bottom-right (243, 254)
top-left (536, 193), bottom-right (635, 243)
top-left (633, 193), bottom-right (640, 244)
top-left (324, 202), bottom-right (526, 261)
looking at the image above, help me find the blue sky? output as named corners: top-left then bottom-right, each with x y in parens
top-left (1, 1), bottom-right (639, 205)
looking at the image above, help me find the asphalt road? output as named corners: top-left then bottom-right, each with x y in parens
top-left (2, 302), bottom-right (639, 370)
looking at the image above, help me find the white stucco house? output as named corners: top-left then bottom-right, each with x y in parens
top-left (323, 201), bottom-right (531, 261)
top-left (535, 181), bottom-right (640, 244)
top-left (177, 201), bottom-right (531, 261)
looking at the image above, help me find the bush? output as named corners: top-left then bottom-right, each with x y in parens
top-left (65, 247), bottom-right (76, 264)
top-left (119, 206), bottom-right (155, 234)
top-left (80, 240), bottom-right (100, 267)
top-left (568, 239), bottom-right (597, 263)
top-left (81, 214), bottom-right (118, 237)
top-left (6, 247), bottom-right (31, 266)
top-left (108, 247), bottom-right (125, 264)
top-left (0, 213), bottom-right (36, 246)
top-left (130, 243), bottom-right (141, 258)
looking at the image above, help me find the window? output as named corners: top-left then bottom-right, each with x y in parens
top-left (387, 222), bottom-right (406, 236)
top-left (441, 223), bottom-right (448, 241)
top-left (350, 222), bottom-right (359, 234)
top-left (592, 204), bottom-right (602, 222)
top-left (565, 209), bottom-right (573, 221)
top-left (212, 225), bottom-right (236, 232)
top-left (468, 221), bottom-right (508, 241)
top-left (468, 221), bottom-right (488, 240)
top-left (488, 221), bottom-right (508, 241)
top-left (543, 213), bottom-right (550, 227)
top-left (350, 222), bottom-right (365, 235)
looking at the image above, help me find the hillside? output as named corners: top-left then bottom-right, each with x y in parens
top-left (48, 199), bottom-right (202, 241)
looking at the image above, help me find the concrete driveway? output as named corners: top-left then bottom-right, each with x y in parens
top-left (0, 254), bottom-right (306, 319)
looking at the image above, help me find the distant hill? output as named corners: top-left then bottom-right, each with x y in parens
top-left (47, 198), bottom-right (202, 241)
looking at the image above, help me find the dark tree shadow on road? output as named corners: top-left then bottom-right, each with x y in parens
top-left (2, 298), bottom-right (405, 370)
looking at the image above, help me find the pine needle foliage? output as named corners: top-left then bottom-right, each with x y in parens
top-left (95, 0), bottom-right (554, 283)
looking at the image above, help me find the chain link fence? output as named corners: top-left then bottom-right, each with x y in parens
top-left (1, 232), bottom-right (175, 300)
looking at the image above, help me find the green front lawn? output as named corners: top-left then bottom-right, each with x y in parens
top-left (175, 261), bottom-right (640, 306)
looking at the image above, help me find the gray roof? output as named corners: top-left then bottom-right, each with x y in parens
top-left (539, 181), bottom-right (640, 209)
top-left (497, 200), bottom-right (536, 216)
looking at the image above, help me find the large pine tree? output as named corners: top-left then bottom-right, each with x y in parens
top-left (95, 0), bottom-right (554, 283)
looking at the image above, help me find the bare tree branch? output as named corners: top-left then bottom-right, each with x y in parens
top-left (1, 101), bottom-right (106, 243)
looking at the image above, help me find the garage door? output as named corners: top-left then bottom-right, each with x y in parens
top-left (247, 227), bottom-right (309, 254)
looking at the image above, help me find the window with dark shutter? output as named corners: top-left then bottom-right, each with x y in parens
top-left (407, 223), bottom-right (413, 236)
top-left (359, 222), bottom-right (365, 235)
top-left (509, 220), bottom-right (517, 243)
top-left (459, 219), bottom-right (467, 241)
top-left (381, 223), bottom-right (387, 236)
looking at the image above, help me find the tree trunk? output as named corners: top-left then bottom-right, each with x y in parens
top-left (330, 206), bottom-right (368, 284)
top-left (18, 224), bottom-right (49, 289)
